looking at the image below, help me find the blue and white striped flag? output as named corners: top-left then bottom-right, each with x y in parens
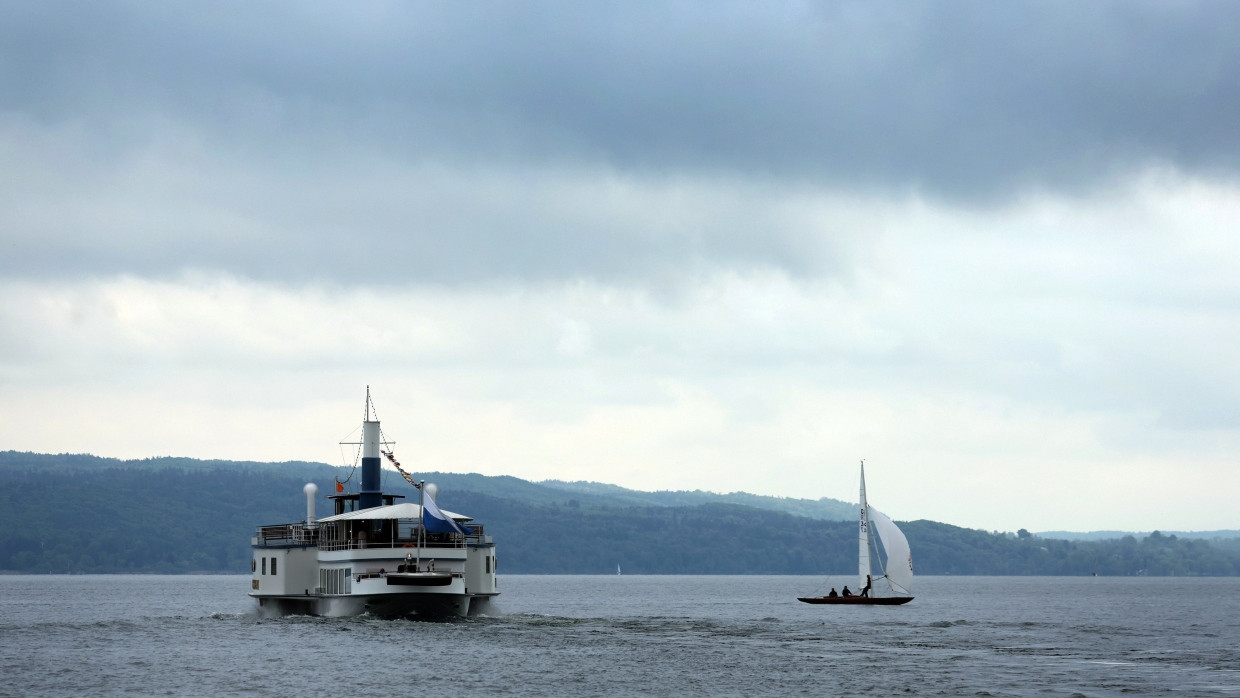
top-left (422, 492), bottom-right (472, 535)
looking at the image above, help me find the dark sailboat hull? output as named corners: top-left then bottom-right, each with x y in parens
top-left (797, 595), bottom-right (913, 605)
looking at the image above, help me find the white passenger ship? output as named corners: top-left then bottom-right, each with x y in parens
top-left (249, 389), bottom-right (498, 618)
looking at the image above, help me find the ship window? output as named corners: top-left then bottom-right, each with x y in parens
top-left (272, 557), bottom-right (278, 575)
top-left (262, 557), bottom-right (267, 575)
top-left (486, 556), bottom-right (490, 573)
top-left (319, 568), bottom-right (351, 595)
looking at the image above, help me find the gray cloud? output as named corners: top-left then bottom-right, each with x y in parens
top-left (6, 2), bottom-right (1237, 190)
top-left (3, 1), bottom-right (1239, 284)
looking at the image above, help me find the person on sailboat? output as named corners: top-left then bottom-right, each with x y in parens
top-left (841, 586), bottom-right (853, 597)
top-left (861, 574), bottom-right (872, 597)
top-left (827, 588), bottom-right (838, 598)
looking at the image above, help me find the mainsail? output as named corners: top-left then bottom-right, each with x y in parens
top-left (857, 461), bottom-right (871, 590)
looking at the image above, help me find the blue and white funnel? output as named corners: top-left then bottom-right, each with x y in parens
top-left (359, 397), bottom-right (383, 510)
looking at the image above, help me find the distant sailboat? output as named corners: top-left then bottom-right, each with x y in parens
top-left (616, 564), bottom-right (621, 576)
top-left (798, 461), bottom-right (914, 605)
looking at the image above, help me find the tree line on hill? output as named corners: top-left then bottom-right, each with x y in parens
top-left (2, 451), bottom-right (1238, 576)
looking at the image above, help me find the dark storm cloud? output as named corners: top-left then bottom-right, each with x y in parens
top-left (7, 1), bottom-right (1237, 190)
top-left (2, 1), bottom-right (1238, 283)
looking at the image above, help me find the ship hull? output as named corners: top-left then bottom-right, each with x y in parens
top-left (253, 592), bottom-right (497, 618)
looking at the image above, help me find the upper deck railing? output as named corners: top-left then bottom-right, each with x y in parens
top-left (253, 521), bottom-right (488, 551)
top-left (255, 524), bottom-right (319, 546)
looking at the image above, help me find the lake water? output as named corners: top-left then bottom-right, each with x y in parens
top-left (1, 575), bottom-right (1238, 696)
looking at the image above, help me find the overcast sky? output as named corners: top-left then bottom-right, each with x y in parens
top-left (3, 1), bottom-right (1239, 532)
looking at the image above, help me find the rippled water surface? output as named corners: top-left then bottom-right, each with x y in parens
top-left (2, 575), bottom-right (1238, 696)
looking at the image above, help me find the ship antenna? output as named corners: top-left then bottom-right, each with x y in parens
top-left (365, 385), bottom-right (372, 422)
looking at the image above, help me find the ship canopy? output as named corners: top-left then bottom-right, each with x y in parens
top-left (868, 506), bottom-right (913, 594)
top-left (317, 502), bottom-right (472, 523)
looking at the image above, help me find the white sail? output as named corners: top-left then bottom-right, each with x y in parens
top-left (868, 506), bottom-right (914, 594)
top-left (857, 461), bottom-right (870, 591)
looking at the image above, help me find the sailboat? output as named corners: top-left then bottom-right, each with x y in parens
top-left (798, 460), bottom-right (914, 605)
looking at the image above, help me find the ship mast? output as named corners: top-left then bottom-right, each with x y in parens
top-left (417, 479), bottom-right (425, 570)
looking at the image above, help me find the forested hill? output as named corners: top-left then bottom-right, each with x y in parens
top-left (2, 451), bottom-right (1238, 576)
top-left (0, 451), bottom-right (854, 519)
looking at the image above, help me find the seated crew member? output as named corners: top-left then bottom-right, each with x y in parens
top-left (841, 586), bottom-right (853, 597)
top-left (827, 588), bottom-right (838, 598)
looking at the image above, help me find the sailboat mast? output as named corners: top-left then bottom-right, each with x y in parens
top-left (858, 460), bottom-right (870, 591)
